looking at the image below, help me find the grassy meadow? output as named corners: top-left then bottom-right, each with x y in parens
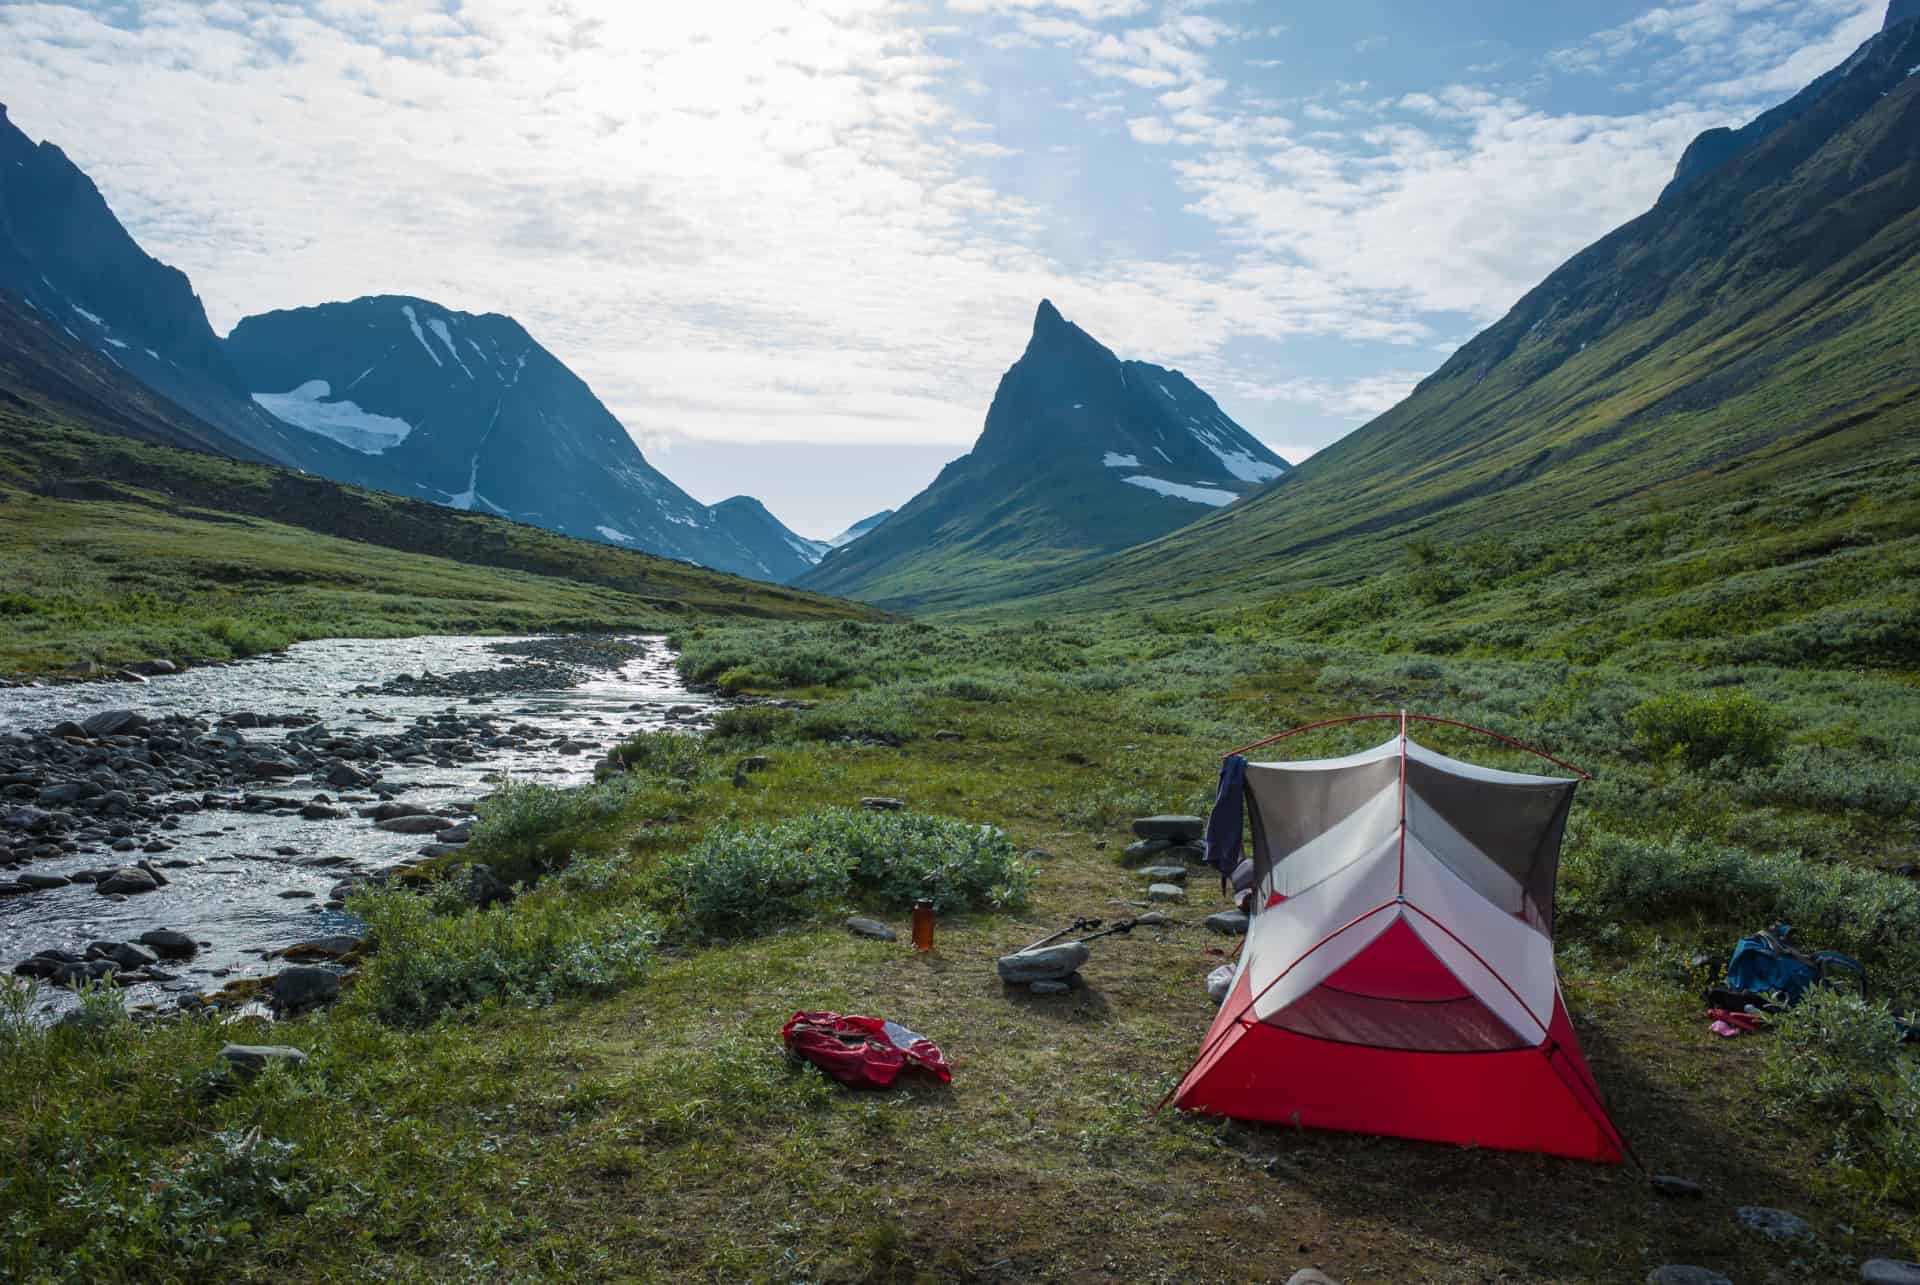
top-left (3, 594), bottom-right (1917, 1280)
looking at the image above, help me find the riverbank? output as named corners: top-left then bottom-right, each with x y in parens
top-left (0, 634), bottom-right (720, 1023)
top-left (2, 616), bottom-right (1915, 1280)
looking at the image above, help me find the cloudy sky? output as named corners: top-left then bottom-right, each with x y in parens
top-left (0, 0), bottom-right (1887, 536)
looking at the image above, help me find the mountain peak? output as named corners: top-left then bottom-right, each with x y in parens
top-left (1889, 0), bottom-right (1918, 30)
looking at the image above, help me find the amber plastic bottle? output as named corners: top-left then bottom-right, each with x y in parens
top-left (911, 900), bottom-right (935, 952)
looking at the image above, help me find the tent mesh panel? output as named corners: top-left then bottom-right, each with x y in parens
top-left (1267, 985), bottom-right (1530, 1054)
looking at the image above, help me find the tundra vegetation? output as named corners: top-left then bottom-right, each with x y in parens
top-left (2, 439), bottom-right (1918, 1280)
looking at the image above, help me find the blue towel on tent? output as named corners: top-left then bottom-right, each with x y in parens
top-left (1203, 754), bottom-right (1248, 879)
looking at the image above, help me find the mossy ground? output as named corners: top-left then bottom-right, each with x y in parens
top-left (3, 610), bottom-right (1915, 1282)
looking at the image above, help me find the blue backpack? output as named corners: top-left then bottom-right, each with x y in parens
top-left (1725, 924), bottom-right (1865, 1005)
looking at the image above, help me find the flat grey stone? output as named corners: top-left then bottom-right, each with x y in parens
top-left (1131, 815), bottom-right (1203, 842)
top-left (1125, 838), bottom-right (1172, 860)
top-left (997, 941), bottom-right (1089, 984)
top-left (1136, 912), bottom-right (1176, 927)
top-left (1028, 979), bottom-right (1071, 995)
top-left (376, 814), bottom-right (453, 834)
top-left (1205, 910), bottom-right (1249, 935)
top-left (218, 1044), bottom-right (309, 1078)
top-left (1862, 1260), bottom-right (1920, 1285)
top-left (1137, 864), bottom-right (1187, 882)
top-left (95, 866), bottom-right (158, 895)
top-left (845, 916), bottom-right (896, 942)
top-left (1146, 883), bottom-right (1186, 903)
top-left (136, 929), bottom-right (197, 959)
top-left (17, 872), bottom-right (70, 889)
top-left (1286, 1272), bottom-right (1340, 1285)
top-left (268, 965), bottom-right (341, 1012)
top-left (1735, 1206), bottom-right (1810, 1241)
top-left (859, 797), bottom-right (905, 811)
top-left (1647, 1270), bottom-right (1731, 1285)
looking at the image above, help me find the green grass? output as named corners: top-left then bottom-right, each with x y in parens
top-left (3, 607), bottom-right (1916, 1280)
top-left (0, 414), bottom-right (872, 674)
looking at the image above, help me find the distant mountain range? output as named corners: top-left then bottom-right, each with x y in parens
top-left (825, 510), bottom-right (894, 549)
top-left (797, 300), bottom-right (1289, 610)
top-left (0, 104), bottom-right (828, 584)
top-left (996, 2), bottom-right (1920, 615)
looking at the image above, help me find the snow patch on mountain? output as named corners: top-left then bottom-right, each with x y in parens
top-left (1103, 452), bottom-right (1140, 468)
top-left (1121, 475), bottom-right (1237, 506)
top-left (428, 318), bottom-right (474, 380)
top-left (596, 526), bottom-right (634, 544)
top-left (400, 305), bottom-right (442, 367)
top-left (253, 379), bottom-right (415, 454)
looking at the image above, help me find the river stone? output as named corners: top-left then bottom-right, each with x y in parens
top-left (137, 929), bottom-right (197, 959)
top-left (365, 802), bottom-right (431, 821)
top-left (997, 942), bottom-right (1090, 984)
top-left (1862, 1260), bottom-right (1920, 1284)
top-left (1206, 909), bottom-right (1249, 935)
top-left (106, 942), bottom-right (158, 970)
top-left (300, 803), bottom-right (345, 820)
top-left (377, 814), bottom-right (454, 834)
top-left (461, 863), bottom-right (511, 908)
top-left (845, 917), bottom-right (897, 942)
top-left (859, 797), bottom-right (906, 811)
top-left (96, 866), bottom-right (159, 895)
top-left (1286, 1272), bottom-right (1340, 1285)
top-left (1125, 838), bottom-right (1172, 860)
top-left (127, 659), bottom-right (178, 677)
top-left (1131, 815), bottom-right (1203, 842)
top-left (81, 709), bottom-right (147, 738)
top-left (1029, 979), bottom-right (1072, 995)
top-left (1138, 864), bottom-right (1187, 882)
top-left (1147, 883), bottom-right (1186, 903)
top-left (1136, 911), bottom-right (1175, 927)
top-left (1651, 1174), bottom-right (1703, 1199)
top-left (17, 872), bottom-right (71, 890)
top-left (269, 966), bottom-right (341, 1012)
top-left (218, 1044), bottom-right (309, 1078)
top-left (436, 822), bottom-right (474, 843)
top-left (1735, 1206), bottom-right (1810, 1241)
top-left (279, 935), bottom-right (363, 962)
top-left (1647, 1270), bottom-right (1731, 1285)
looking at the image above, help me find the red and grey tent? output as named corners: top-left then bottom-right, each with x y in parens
top-left (1168, 714), bottom-right (1628, 1164)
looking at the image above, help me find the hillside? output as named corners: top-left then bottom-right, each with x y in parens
top-left (989, 14), bottom-right (1919, 623)
top-left (0, 411), bottom-right (871, 675)
top-left (797, 301), bottom-right (1288, 611)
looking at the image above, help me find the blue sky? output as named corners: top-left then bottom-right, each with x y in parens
top-left (0, 0), bottom-right (1888, 536)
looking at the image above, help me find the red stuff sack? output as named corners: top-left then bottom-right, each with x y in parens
top-left (780, 1011), bottom-right (952, 1089)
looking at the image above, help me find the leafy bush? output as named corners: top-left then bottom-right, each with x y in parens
top-left (469, 776), bottom-right (643, 883)
top-left (1630, 689), bottom-right (1787, 769)
top-left (1758, 988), bottom-right (1920, 1206)
top-left (47, 1129), bottom-right (324, 1270)
top-left (349, 888), bottom-right (657, 1027)
top-left (598, 728), bottom-right (708, 782)
top-left (1560, 830), bottom-right (1920, 986)
top-left (709, 705), bottom-right (793, 743)
top-left (660, 808), bottom-right (1033, 937)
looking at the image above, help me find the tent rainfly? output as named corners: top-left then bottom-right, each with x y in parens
top-left (1168, 713), bottom-right (1629, 1164)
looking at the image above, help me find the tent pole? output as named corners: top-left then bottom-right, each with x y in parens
top-left (1225, 711), bottom-right (1593, 780)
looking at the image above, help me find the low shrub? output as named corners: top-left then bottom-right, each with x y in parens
top-left (468, 776), bottom-right (643, 883)
top-left (709, 705), bottom-right (793, 743)
top-left (1629, 689), bottom-right (1787, 770)
top-left (660, 808), bottom-right (1032, 937)
top-left (598, 728), bottom-right (709, 783)
top-left (1757, 988), bottom-right (1920, 1206)
top-left (348, 887), bottom-right (657, 1027)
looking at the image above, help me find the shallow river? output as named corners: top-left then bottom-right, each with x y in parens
top-left (0, 634), bottom-right (717, 1014)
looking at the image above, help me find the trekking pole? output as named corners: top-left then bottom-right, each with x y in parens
top-left (1020, 916), bottom-right (1102, 953)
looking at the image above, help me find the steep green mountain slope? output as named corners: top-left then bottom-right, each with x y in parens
top-left (796, 301), bottom-right (1287, 612)
top-left (0, 412), bottom-right (872, 674)
top-left (993, 14), bottom-right (1920, 624)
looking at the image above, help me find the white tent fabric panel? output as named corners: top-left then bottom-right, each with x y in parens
top-left (1404, 738), bottom-right (1568, 786)
top-left (1249, 737), bottom-right (1402, 774)
top-left (1405, 784), bottom-right (1532, 924)
top-left (1250, 776), bottom-right (1400, 902)
top-left (1248, 831), bottom-right (1401, 1024)
top-left (1400, 833), bottom-right (1556, 1045)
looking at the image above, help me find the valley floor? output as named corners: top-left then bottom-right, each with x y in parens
top-left (3, 614), bottom-right (1917, 1282)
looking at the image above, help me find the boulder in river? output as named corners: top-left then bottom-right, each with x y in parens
top-left (136, 929), bottom-right (198, 959)
top-left (81, 710), bottom-right (148, 738)
top-left (377, 815), bottom-right (454, 835)
top-left (96, 866), bottom-right (159, 895)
